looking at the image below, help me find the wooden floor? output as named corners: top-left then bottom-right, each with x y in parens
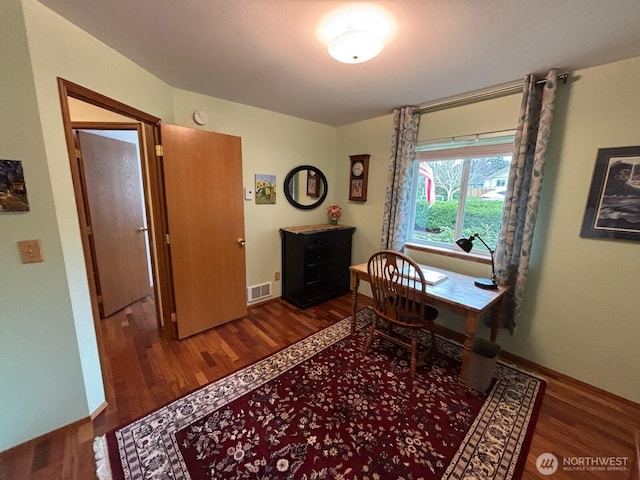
top-left (1, 294), bottom-right (638, 479)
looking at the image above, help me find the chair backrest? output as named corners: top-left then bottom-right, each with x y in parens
top-left (367, 250), bottom-right (429, 327)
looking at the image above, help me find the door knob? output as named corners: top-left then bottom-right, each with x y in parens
top-left (237, 238), bottom-right (246, 247)
top-left (139, 227), bottom-right (148, 232)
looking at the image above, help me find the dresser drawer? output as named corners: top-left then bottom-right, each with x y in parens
top-left (305, 257), bottom-right (348, 282)
top-left (304, 243), bottom-right (350, 265)
top-left (303, 229), bottom-right (353, 247)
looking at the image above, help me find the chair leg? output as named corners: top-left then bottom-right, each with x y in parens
top-left (410, 331), bottom-right (418, 378)
top-left (363, 318), bottom-right (377, 353)
top-left (430, 323), bottom-right (437, 353)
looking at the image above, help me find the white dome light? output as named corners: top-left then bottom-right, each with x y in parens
top-left (328, 29), bottom-right (384, 64)
top-left (319, 5), bottom-right (394, 65)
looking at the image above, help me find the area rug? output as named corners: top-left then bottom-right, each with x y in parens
top-left (94, 307), bottom-right (545, 480)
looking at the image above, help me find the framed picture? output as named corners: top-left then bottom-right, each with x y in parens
top-left (306, 170), bottom-right (319, 197)
top-left (255, 174), bottom-right (276, 204)
top-left (580, 146), bottom-right (640, 241)
top-left (0, 159), bottom-right (30, 212)
top-left (350, 179), bottom-right (363, 199)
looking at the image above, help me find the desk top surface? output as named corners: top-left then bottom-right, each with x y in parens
top-left (350, 262), bottom-right (509, 313)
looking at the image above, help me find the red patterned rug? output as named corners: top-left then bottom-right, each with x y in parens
top-left (94, 307), bottom-right (545, 480)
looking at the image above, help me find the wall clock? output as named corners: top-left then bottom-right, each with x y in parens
top-left (349, 154), bottom-right (370, 202)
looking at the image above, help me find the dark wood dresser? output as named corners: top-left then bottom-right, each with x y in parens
top-left (280, 224), bottom-right (356, 308)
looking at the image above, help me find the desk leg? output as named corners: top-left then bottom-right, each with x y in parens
top-left (490, 324), bottom-right (498, 342)
top-left (458, 311), bottom-right (480, 395)
top-left (489, 301), bottom-right (501, 342)
top-left (350, 272), bottom-right (360, 335)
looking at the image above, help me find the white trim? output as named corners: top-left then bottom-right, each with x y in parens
top-left (416, 130), bottom-right (516, 161)
top-left (417, 129), bottom-right (516, 148)
top-left (90, 401), bottom-right (108, 420)
top-left (416, 143), bottom-right (514, 161)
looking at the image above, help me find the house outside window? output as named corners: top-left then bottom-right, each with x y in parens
top-left (483, 168), bottom-right (509, 189)
top-left (407, 130), bottom-right (515, 253)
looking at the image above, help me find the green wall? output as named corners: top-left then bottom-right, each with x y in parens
top-left (0, 0), bottom-right (94, 451)
top-left (337, 62), bottom-right (640, 403)
top-left (2, 0), bottom-right (639, 454)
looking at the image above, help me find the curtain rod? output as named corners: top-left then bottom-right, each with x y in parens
top-left (416, 72), bottom-right (568, 114)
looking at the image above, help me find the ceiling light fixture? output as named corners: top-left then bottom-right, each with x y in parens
top-left (319, 5), bottom-right (394, 65)
top-left (328, 28), bottom-right (384, 64)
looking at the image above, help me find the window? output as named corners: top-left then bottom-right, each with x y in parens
top-left (407, 131), bottom-right (515, 253)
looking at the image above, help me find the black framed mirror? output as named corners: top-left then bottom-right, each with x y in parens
top-left (283, 165), bottom-right (328, 210)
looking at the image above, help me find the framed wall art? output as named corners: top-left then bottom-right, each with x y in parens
top-left (306, 170), bottom-right (319, 197)
top-left (0, 159), bottom-right (30, 212)
top-left (580, 146), bottom-right (640, 241)
top-left (255, 174), bottom-right (276, 204)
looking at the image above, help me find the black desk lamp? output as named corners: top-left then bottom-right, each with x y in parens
top-left (455, 233), bottom-right (498, 289)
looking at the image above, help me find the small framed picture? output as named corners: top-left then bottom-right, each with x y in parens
top-left (255, 174), bottom-right (276, 204)
top-left (580, 146), bottom-right (640, 241)
top-left (350, 179), bottom-right (363, 199)
top-left (306, 170), bottom-right (319, 197)
top-left (0, 159), bottom-right (30, 212)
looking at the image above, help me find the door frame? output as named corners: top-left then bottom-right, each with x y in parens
top-left (57, 77), bottom-right (177, 339)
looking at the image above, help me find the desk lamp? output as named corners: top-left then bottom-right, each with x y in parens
top-left (455, 234), bottom-right (498, 289)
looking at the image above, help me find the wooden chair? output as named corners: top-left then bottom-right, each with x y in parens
top-left (364, 250), bottom-right (439, 377)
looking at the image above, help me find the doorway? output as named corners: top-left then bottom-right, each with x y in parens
top-left (58, 79), bottom-right (174, 339)
top-left (58, 78), bottom-right (248, 346)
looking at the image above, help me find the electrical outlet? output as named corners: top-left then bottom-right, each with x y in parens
top-left (274, 272), bottom-right (280, 281)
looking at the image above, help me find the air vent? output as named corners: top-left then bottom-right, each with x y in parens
top-left (247, 282), bottom-right (272, 303)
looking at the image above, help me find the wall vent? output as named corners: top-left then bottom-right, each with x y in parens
top-left (247, 282), bottom-right (272, 303)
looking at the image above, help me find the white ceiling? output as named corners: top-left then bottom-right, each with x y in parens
top-left (38, 0), bottom-right (640, 126)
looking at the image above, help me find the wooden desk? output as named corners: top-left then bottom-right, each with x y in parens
top-left (349, 262), bottom-right (509, 391)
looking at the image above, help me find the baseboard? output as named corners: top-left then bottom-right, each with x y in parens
top-left (1, 416), bottom-right (90, 455)
top-left (498, 349), bottom-right (640, 408)
top-left (247, 296), bottom-right (280, 308)
top-left (434, 322), bottom-right (640, 408)
top-left (1, 402), bottom-right (109, 455)
top-left (91, 401), bottom-right (109, 420)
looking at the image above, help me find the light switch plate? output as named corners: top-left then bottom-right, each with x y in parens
top-left (17, 239), bottom-right (44, 263)
top-left (244, 188), bottom-right (254, 200)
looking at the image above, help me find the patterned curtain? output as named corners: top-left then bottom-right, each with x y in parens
top-left (380, 107), bottom-right (420, 251)
top-left (494, 70), bottom-right (558, 333)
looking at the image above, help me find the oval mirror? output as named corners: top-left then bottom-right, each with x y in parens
top-left (283, 165), bottom-right (328, 210)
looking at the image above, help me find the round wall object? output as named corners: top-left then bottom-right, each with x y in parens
top-left (193, 110), bottom-right (208, 125)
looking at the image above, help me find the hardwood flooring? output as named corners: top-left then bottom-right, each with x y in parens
top-left (1, 294), bottom-right (638, 479)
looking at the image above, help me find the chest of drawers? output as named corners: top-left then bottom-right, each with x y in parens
top-left (280, 224), bottom-right (355, 308)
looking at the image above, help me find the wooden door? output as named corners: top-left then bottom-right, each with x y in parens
top-left (161, 124), bottom-right (247, 338)
top-left (78, 131), bottom-right (151, 317)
